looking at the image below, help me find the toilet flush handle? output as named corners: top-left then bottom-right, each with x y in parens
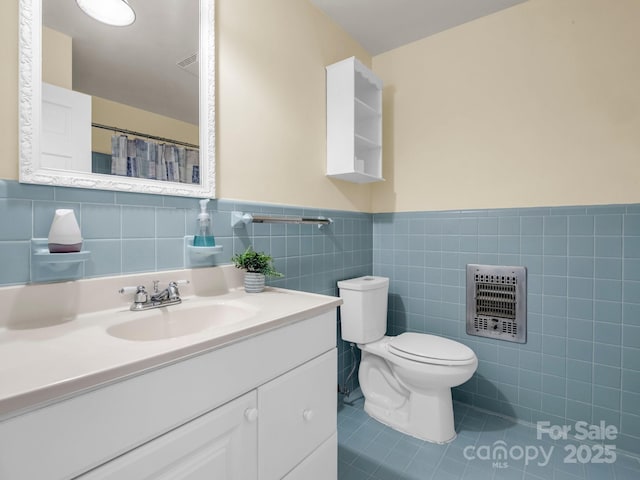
top-left (302, 409), bottom-right (314, 422)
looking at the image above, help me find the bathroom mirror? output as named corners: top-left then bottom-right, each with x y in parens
top-left (18, 0), bottom-right (215, 198)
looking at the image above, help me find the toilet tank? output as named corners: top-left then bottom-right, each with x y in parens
top-left (337, 276), bottom-right (389, 343)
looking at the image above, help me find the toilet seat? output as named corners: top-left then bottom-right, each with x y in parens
top-left (388, 333), bottom-right (476, 366)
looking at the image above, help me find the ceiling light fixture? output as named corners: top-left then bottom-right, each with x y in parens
top-left (75, 0), bottom-right (136, 27)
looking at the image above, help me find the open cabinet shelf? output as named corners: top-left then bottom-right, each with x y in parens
top-left (326, 57), bottom-right (383, 184)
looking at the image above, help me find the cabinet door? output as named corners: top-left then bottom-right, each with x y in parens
top-left (79, 391), bottom-right (258, 480)
top-left (258, 349), bottom-right (337, 480)
top-left (282, 433), bottom-right (337, 480)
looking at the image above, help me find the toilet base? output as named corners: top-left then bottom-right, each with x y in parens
top-left (363, 387), bottom-right (457, 444)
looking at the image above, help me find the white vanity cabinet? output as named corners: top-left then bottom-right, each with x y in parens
top-left (0, 310), bottom-right (337, 480)
top-left (258, 350), bottom-right (336, 480)
top-left (326, 56), bottom-right (383, 183)
top-left (79, 391), bottom-right (259, 480)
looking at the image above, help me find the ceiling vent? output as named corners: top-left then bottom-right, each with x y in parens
top-left (177, 52), bottom-right (199, 77)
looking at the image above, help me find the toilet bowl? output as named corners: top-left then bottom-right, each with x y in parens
top-left (338, 276), bottom-right (478, 444)
top-left (358, 334), bottom-right (477, 443)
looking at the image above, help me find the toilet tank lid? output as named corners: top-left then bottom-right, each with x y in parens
top-left (337, 276), bottom-right (389, 291)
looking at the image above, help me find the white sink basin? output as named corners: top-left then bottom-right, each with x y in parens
top-left (107, 302), bottom-right (256, 341)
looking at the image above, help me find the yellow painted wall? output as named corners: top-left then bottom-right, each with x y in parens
top-left (0, 0), bottom-right (372, 211)
top-left (371, 0), bottom-right (640, 212)
top-left (216, 0), bottom-right (372, 210)
top-left (6, 0), bottom-right (636, 212)
top-left (0, 0), bottom-right (18, 180)
top-left (42, 27), bottom-right (71, 89)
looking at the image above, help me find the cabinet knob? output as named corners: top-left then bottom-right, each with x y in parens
top-left (244, 408), bottom-right (258, 422)
top-left (302, 409), bottom-right (314, 422)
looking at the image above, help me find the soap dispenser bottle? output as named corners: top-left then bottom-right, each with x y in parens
top-left (193, 199), bottom-right (215, 247)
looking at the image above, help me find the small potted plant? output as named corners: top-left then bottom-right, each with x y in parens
top-left (231, 246), bottom-right (283, 293)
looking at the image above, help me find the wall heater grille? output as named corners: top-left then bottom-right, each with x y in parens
top-left (466, 264), bottom-right (527, 343)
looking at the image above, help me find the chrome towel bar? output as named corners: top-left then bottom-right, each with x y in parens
top-left (231, 211), bottom-right (332, 229)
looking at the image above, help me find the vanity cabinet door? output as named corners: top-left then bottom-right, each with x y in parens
top-left (79, 391), bottom-right (258, 480)
top-left (282, 433), bottom-right (337, 480)
top-left (258, 349), bottom-right (337, 480)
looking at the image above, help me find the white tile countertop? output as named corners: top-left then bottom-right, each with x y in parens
top-left (0, 265), bottom-right (341, 420)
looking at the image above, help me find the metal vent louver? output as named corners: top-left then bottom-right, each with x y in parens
top-left (466, 264), bottom-right (527, 343)
top-left (177, 52), bottom-right (199, 77)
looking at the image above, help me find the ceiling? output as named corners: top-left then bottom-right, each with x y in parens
top-left (43, 0), bottom-right (199, 125)
top-left (309, 0), bottom-right (529, 55)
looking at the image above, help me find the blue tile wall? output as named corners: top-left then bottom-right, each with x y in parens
top-left (0, 180), bottom-right (372, 390)
top-left (373, 206), bottom-right (640, 456)
top-left (3, 178), bottom-right (639, 456)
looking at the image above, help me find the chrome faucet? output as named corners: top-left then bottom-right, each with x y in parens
top-left (119, 280), bottom-right (189, 311)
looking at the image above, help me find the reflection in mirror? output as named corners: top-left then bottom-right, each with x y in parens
top-left (18, 0), bottom-right (215, 198)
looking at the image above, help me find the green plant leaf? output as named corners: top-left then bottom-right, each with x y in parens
top-left (231, 246), bottom-right (283, 277)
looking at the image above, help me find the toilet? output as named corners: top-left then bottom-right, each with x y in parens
top-left (338, 276), bottom-right (478, 443)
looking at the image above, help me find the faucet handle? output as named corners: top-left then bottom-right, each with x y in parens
top-left (119, 285), bottom-right (148, 306)
top-left (119, 285), bottom-right (146, 295)
top-left (134, 286), bottom-right (148, 304)
top-left (168, 279), bottom-right (190, 290)
top-left (167, 280), bottom-right (190, 300)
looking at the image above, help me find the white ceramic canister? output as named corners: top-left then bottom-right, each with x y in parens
top-left (48, 209), bottom-right (83, 253)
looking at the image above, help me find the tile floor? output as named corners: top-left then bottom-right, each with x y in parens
top-left (338, 394), bottom-right (640, 480)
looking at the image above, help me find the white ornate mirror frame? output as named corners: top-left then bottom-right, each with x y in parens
top-left (18, 0), bottom-right (216, 198)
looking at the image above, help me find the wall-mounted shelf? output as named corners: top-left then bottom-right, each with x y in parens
top-left (184, 236), bottom-right (223, 268)
top-left (30, 238), bottom-right (91, 283)
top-left (326, 57), bottom-right (384, 184)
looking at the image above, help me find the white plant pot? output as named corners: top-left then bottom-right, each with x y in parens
top-left (244, 272), bottom-right (265, 293)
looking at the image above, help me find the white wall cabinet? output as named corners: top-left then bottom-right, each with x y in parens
top-left (326, 56), bottom-right (383, 183)
top-left (0, 311), bottom-right (337, 480)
